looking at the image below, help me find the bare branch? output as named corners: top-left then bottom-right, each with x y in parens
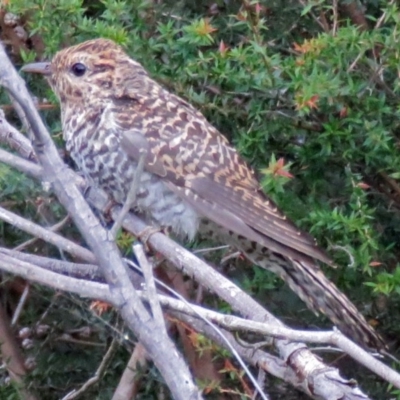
top-left (0, 252), bottom-right (110, 301)
top-left (176, 311), bottom-right (366, 400)
top-left (0, 247), bottom-right (102, 280)
top-left (2, 240), bottom-right (400, 397)
top-left (0, 146), bottom-right (41, 179)
top-left (0, 205), bottom-right (96, 263)
top-left (0, 108), bottom-right (36, 160)
top-left (14, 215), bottom-right (70, 252)
top-left (111, 343), bottom-right (148, 400)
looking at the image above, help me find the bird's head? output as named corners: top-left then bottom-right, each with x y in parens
top-left (22, 38), bottom-right (147, 106)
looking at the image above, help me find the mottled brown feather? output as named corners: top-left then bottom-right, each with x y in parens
top-left (116, 82), bottom-right (331, 265)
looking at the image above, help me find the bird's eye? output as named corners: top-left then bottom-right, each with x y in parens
top-left (70, 63), bottom-right (86, 77)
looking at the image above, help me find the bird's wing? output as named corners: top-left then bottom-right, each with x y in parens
top-left (114, 83), bottom-right (332, 265)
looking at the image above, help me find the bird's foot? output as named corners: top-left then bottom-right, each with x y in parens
top-left (137, 226), bottom-right (163, 252)
top-left (104, 198), bottom-right (118, 218)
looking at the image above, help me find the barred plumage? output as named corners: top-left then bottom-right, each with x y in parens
top-left (23, 38), bottom-right (384, 349)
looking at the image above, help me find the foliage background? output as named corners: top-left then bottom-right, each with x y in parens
top-left (1, 0), bottom-right (400, 398)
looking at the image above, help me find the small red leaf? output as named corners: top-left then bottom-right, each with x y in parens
top-left (218, 40), bottom-right (228, 55)
top-left (357, 182), bottom-right (370, 190)
top-left (369, 261), bottom-right (382, 267)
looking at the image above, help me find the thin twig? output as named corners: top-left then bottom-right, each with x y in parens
top-left (347, 50), bottom-right (365, 73)
top-left (332, 0), bottom-right (338, 36)
top-left (0, 252), bottom-right (110, 301)
top-left (193, 245), bottom-right (229, 254)
top-left (297, 0), bottom-right (328, 31)
top-left (11, 283), bottom-right (30, 326)
top-left (329, 245), bottom-right (355, 267)
top-left (133, 243), bottom-right (166, 334)
top-left (375, 0), bottom-right (396, 29)
top-left (0, 247), bottom-right (102, 280)
top-left (61, 337), bottom-right (118, 400)
top-left (254, 369), bottom-right (267, 400)
top-left (55, 334), bottom-right (105, 347)
top-left (6, 94), bottom-right (32, 139)
top-left (221, 250), bottom-right (241, 264)
top-left (14, 215), bottom-right (70, 252)
top-left (110, 149), bottom-right (147, 238)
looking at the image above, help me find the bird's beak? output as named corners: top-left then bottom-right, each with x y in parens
top-left (21, 62), bottom-right (52, 76)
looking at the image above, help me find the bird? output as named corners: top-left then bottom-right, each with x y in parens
top-left (22, 38), bottom-right (384, 349)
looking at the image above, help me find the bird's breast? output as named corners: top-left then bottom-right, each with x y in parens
top-left (64, 118), bottom-right (199, 239)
